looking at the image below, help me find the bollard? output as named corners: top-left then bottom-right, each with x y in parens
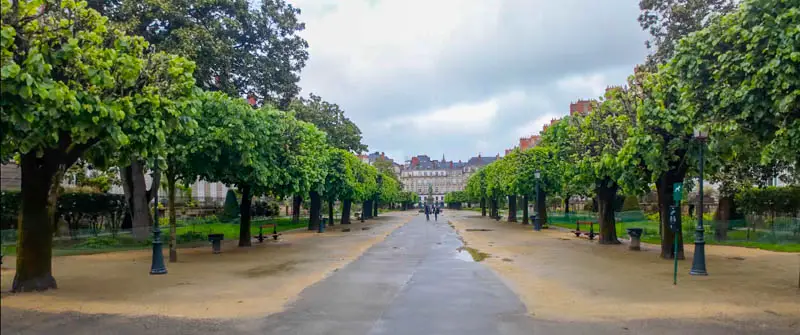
top-left (208, 233), bottom-right (224, 254)
top-left (627, 228), bottom-right (643, 251)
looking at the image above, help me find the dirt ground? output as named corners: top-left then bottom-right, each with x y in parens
top-left (0, 212), bottom-right (413, 319)
top-left (448, 212), bottom-right (800, 330)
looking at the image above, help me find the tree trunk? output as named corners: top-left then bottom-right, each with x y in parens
top-left (47, 168), bottom-right (64, 237)
top-left (167, 171), bottom-right (178, 262)
top-left (596, 180), bottom-right (620, 244)
top-left (373, 199), bottom-right (378, 217)
top-left (564, 195), bottom-right (571, 214)
top-left (480, 197), bottom-right (486, 216)
top-left (121, 160), bottom-right (160, 240)
top-left (536, 190), bottom-right (548, 227)
top-left (714, 195), bottom-right (733, 241)
top-left (238, 185), bottom-right (252, 247)
top-left (308, 191), bottom-right (321, 231)
top-left (657, 171), bottom-right (685, 259)
top-left (341, 200), bottom-right (352, 224)
top-left (12, 152), bottom-right (59, 292)
top-left (292, 195), bottom-right (302, 224)
top-left (507, 195), bottom-right (517, 222)
top-left (328, 198), bottom-right (335, 226)
top-left (491, 198), bottom-right (498, 218)
top-left (522, 195), bottom-right (529, 224)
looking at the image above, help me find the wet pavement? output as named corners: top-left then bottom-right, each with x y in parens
top-left (3, 212), bottom-right (795, 334)
top-left (253, 213), bottom-right (535, 335)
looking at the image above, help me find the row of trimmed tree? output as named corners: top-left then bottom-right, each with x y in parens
top-left (464, 0), bottom-right (798, 259)
top-left (1, 0), bottom-right (416, 292)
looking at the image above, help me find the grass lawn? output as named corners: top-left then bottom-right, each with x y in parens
top-left (1, 217), bottom-right (310, 257)
top-left (547, 217), bottom-right (800, 253)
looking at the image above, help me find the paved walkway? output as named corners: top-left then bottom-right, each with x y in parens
top-left (253, 213), bottom-right (536, 334)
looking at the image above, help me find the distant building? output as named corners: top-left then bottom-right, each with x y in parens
top-left (569, 99), bottom-right (593, 116)
top-left (400, 153), bottom-right (499, 204)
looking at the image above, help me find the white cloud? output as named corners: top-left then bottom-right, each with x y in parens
top-left (288, 0), bottom-right (648, 161)
top-left (514, 113), bottom-right (560, 139)
top-left (383, 98), bottom-right (499, 135)
top-left (556, 73), bottom-right (611, 100)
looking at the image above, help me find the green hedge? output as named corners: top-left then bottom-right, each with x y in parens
top-left (1, 190), bottom-right (126, 234)
top-left (737, 186), bottom-right (800, 215)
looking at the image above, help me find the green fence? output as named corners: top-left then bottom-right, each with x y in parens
top-left (545, 210), bottom-right (800, 250)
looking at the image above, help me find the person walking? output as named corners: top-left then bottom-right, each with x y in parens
top-left (434, 206), bottom-right (439, 221)
top-left (424, 204), bottom-right (430, 221)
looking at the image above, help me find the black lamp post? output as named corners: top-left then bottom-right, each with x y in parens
top-left (690, 127), bottom-right (708, 276)
top-left (534, 170), bottom-right (542, 231)
top-left (150, 170), bottom-right (167, 275)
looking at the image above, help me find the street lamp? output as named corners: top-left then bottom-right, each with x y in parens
top-left (690, 127), bottom-right (708, 276)
top-left (150, 170), bottom-right (167, 275)
top-left (534, 170), bottom-right (542, 231)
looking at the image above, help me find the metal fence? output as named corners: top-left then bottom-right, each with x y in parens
top-left (545, 210), bottom-right (800, 245)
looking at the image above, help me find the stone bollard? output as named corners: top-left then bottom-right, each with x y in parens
top-left (626, 228), bottom-right (643, 251)
top-left (208, 233), bottom-right (224, 254)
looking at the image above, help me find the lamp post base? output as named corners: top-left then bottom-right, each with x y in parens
top-left (150, 240), bottom-right (168, 275)
top-left (689, 242), bottom-right (708, 276)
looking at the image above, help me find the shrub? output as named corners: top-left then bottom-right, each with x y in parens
top-left (222, 190), bottom-right (239, 220)
top-left (252, 200), bottom-right (279, 217)
top-left (1, 190), bottom-right (21, 230)
top-left (176, 231), bottom-right (206, 243)
top-left (57, 192), bottom-right (126, 234)
top-left (73, 236), bottom-right (121, 249)
top-left (736, 186), bottom-right (800, 216)
top-left (621, 196), bottom-right (640, 211)
top-left (2, 190), bottom-right (125, 234)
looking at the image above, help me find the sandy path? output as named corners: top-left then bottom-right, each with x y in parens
top-left (0, 212), bottom-right (413, 319)
top-left (448, 212), bottom-right (800, 329)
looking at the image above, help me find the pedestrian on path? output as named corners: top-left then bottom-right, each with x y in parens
top-left (434, 206), bottom-right (439, 221)
top-left (425, 204), bottom-right (430, 221)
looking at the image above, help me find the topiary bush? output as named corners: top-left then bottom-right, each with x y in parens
top-left (621, 196), bottom-right (641, 211)
top-left (222, 189), bottom-right (239, 221)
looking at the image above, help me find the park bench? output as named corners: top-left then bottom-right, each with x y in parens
top-left (572, 221), bottom-right (596, 240)
top-left (255, 224), bottom-right (281, 243)
top-left (208, 233), bottom-right (224, 254)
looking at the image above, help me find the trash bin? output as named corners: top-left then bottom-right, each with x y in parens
top-left (531, 215), bottom-right (540, 231)
top-left (319, 218), bottom-right (327, 233)
top-left (208, 233), bottom-right (224, 254)
top-left (626, 228), bottom-right (643, 251)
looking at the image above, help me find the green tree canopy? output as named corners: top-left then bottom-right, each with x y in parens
top-left (94, 0), bottom-right (309, 107)
top-left (1, 0), bottom-right (195, 291)
top-left (290, 93), bottom-right (367, 153)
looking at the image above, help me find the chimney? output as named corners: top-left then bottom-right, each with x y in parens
top-left (247, 94), bottom-right (257, 107)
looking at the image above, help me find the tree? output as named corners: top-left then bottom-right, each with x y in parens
top-left (539, 116), bottom-right (589, 214)
top-left (289, 93), bottom-right (367, 153)
top-left (466, 169), bottom-right (487, 216)
top-left (568, 86), bottom-right (645, 244)
top-left (669, 0), bottom-right (799, 175)
top-left (619, 68), bottom-right (700, 259)
top-left (638, 0), bottom-right (736, 68)
top-left (518, 147), bottom-right (561, 228)
top-left (1, 0), bottom-right (194, 291)
top-left (186, 93), bottom-right (285, 247)
top-left (94, 0), bottom-right (309, 107)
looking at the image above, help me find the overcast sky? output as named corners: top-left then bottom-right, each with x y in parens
top-left (288, 0), bottom-right (650, 163)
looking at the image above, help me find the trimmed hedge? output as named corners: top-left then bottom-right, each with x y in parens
top-left (1, 190), bottom-right (126, 234)
top-left (736, 186), bottom-right (800, 215)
